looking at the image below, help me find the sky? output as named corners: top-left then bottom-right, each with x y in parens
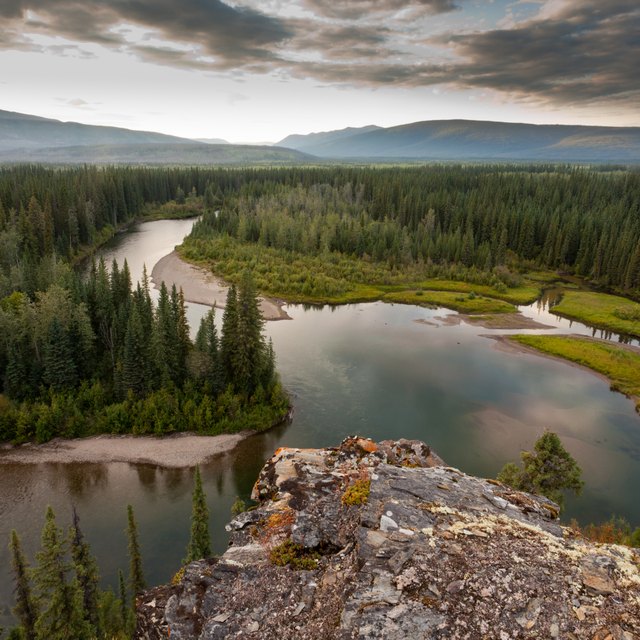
top-left (0, 0), bottom-right (638, 143)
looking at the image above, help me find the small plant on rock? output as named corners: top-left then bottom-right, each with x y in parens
top-left (269, 539), bottom-right (320, 570)
top-left (342, 476), bottom-right (371, 506)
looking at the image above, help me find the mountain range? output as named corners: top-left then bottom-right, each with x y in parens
top-left (0, 110), bottom-right (308, 165)
top-left (278, 120), bottom-right (640, 161)
top-left (1, 109), bottom-right (639, 163)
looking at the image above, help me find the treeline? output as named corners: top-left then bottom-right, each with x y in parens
top-left (0, 262), bottom-right (287, 442)
top-left (181, 165), bottom-right (640, 295)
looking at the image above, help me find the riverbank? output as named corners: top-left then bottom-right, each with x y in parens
top-left (0, 431), bottom-right (253, 468)
top-left (151, 251), bottom-right (290, 321)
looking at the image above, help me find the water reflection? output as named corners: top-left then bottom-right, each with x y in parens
top-left (3, 220), bottom-right (640, 631)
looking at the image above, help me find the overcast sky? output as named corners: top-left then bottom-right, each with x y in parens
top-left (1, 0), bottom-right (638, 143)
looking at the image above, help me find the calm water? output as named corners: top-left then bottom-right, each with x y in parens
top-left (1, 219), bottom-right (639, 626)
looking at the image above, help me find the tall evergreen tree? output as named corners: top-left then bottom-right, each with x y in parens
top-left (118, 569), bottom-right (128, 627)
top-left (9, 529), bottom-right (38, 640)
top-left (33, 506), bottom-right (92, 640)
top-left (126, 505), bottom-right (145, 597)
top-left (184, 467), bottom-right (211, 563)
top-left (122, 305), bottom-right (147, 396)
top-left (69, 506), bottom-right (100, 633)
top-left (42, 318), bottom-right (77, 391)
top-left (220, 283), bottom-right (238, 388)
top-left (233, 271), bottom-right (265, 396)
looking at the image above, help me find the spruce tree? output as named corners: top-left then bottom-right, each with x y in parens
top-left (233, 271), bottom-right (265, 396)
top-left (184, 467), bottom-right (211, 563)
top-left (69, 506), bottom-right (100, 633)
top-left (220, 283), bottom-right (239, 388)
top-left (33, 506), bottom-right (92, 640)
top-left (9, 529), bottom-right (37, 640)
top-left (126, 505), bottom-right (145, 596)
top-left (497, 431), bottom-right (584, 511)
top-left (42, 318), bottom-right (77, 391)
top-left (118, 569), bottom-right (128, 629)
top-left (122, 305), bottom-right (146, 396)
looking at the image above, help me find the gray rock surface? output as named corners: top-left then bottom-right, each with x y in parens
top-left (136, 437), bottom-right (640, 639)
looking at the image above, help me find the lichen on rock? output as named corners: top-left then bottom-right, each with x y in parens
top-left (136, 436), bottom-right (640, 639)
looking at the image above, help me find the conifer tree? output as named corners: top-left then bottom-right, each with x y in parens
top-left (122, 305), bottom-right (146, 396)
top-left (497, 431), bottom-right (584, 510)
top-left (126, 505), bottom-right (145, 597)
top-left (9, 529), bottom-right (37, 640)
top-left (69, 506), bottom-right (100, 633)
top-left (118, 569), bottom-right (128, 631)
top-left (234, 271), bottom-right (265, 396)
top-left (33, 506), bottom-right (92, 640)
top-left (42, 318), bottom-right (77, 391)
top-left (220, 283), bottom-right (238, 387)
top-left (184, 467), bottom-right (211, 563)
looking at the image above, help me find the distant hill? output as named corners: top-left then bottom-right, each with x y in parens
top-left (0, 142), bottom-right (313, 165)
top-left (0, 110), bottom-right (311, 165)
top-left (192, 138), bottom-right (230, 145)
top-left (277, 120), bottom-right (640, 161)
top-left (0, 109), bottom-right (194, 152)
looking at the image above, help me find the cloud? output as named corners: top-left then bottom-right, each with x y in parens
top-left (0, 0), bottom-right (637, 113)
top-left (442, 0), bottom-right (640, 107)
top-left (1, 0), bottom-right (291, 67)
top-left (299, 0), bottom-right (458, 20)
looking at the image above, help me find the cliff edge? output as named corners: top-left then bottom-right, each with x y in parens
top-left (136, 437), bottom-right (639, 639)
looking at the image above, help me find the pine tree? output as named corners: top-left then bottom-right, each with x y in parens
top-left (184, 467), bottom-right (211, 563)
top-left (42, 318), bottom-right (77, 391)
top-left (69, 506), bottom-right (100, 633)
top-left (497, 431), bottom-right (584, 510)
top-left (233, 271), bottom-right (266, 396)
top-left (220, 283), bottom-right (238, 388)
top-left (126, 505), bottom-right (145, 597)
top-left (122, 305), bottom-right (146, 396)
top-left (33, 506), bottom-right (92, 640)
top-left (9, 529), bottom-right (38, 640)
top-left (118, 569), bottom-right (128, 631)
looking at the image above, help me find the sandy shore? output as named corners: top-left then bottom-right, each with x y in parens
top-left (437, 312), bottom-right (554, 330)
top-left (151, 251), bottom-right (290, 321)
top-left (0, 432), bottom-right (251, 468)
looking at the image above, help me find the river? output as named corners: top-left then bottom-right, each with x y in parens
top-left (1, 218), bottom-right (639, 626)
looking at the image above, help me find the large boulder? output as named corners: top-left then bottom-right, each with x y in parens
top-left (136, 437), bottom-right (639, 639)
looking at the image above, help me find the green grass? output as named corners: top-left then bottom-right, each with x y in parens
top-left (383, 290), bottom-right (515, 314)
top-left (551, 291), bottom-right (640, 338)
top-left (511, 335), bottom-right (640, 411)
top-left (413, 278), bottom-right (539, 305)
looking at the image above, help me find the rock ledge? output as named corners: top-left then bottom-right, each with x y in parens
top-left (136, 437), bottom-right (640, 639)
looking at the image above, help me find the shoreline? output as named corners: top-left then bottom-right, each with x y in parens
top-left (0, 431), bottom-right (254, 468)
top-left (151, 250), bottom-right (291, 321)
top-left (487, 334), bottom-right (640, 410)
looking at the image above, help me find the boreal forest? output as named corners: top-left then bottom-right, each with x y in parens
top-left (0, 164), bottom-right (639, 442)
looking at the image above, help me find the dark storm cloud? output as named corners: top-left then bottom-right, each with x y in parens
top-left (1, 0), bottom-right (637, 110)
top-left (442, 0), bottom-right (640, 106)
top-left (300, 0), bottom-right (458, 20)
top-left (0, 0), bottom-right (291, 67)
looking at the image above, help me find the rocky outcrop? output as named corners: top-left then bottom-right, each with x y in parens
top-left (136, 437), bottom-right (640, 639)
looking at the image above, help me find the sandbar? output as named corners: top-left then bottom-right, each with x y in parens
top-left (0, 432), bottom-right (251, 468)
top-left (151, 250), bottom-right (290, 321)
